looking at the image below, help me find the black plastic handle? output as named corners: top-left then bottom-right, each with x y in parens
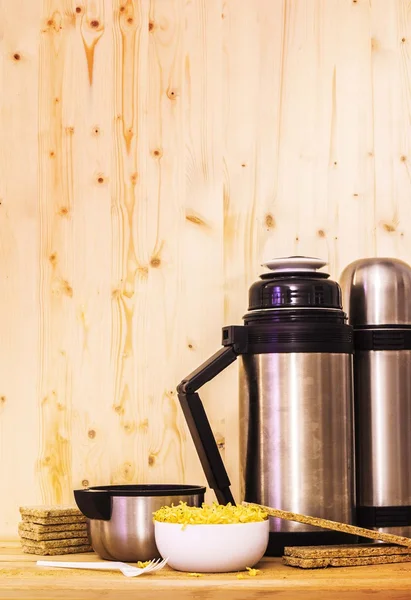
top-left (178, 390), bottom-right (235, 505)
top-left (74, 489), bottom-right (112, 520)
top-left (177, 327), bottom-right (248, 505)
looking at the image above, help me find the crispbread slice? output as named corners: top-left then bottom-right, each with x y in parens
top-left (19, 521), bottom-right (88, 534)
top-left (21, 537), bottom-right (90, 549)
top-left (22, 515), bottom-right (86, 525)
top-left (19, 506), bottom-right (83, 518)
top-left (283, 554), bottom-right (411, 569)
top-left (244, 502), bottom-right (411, 548)
top-left (284, 543), bottom-right (411, 558)
top-left (19, 524), bottom-right (89, 542)
top-left (22, 544), bottom-right (92, 556)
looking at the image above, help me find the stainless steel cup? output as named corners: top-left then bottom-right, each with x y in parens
top-left (74, 484), bottom-right (205, 562)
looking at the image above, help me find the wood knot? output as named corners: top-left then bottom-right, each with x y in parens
top-left (49, 150), bottom-right (55, 158)
top-left (333, 161), bottom-right (338, 166)
top-left (130, 172), bottom-right (138, 185)
top-left (137, 265), bottom-right (149, 276)
top-left (215, 433), bottom-right (225, 450)
top-left (265, 214), bottom-right (275, 229)
top-left (59, 206), bottom-right (70, 217)
top-left (47, 19), bottom-right (54, 26)
top-left (371, 38), bottom-right (379, 51)
top-left (92, 126), bottom-right (100, 136)
top-left (122, 463), bottom-right (132, 477)
top-left (88, 429), bottom-right (96, 439)
top-left (241, 163), bottom-right (246, 167)
top-left (148, 21), bottom-right (155, 31)
top-left (120, 5), bottom-right (125, 12)
top-left (0, 396), bottom-right (6, 404)
top-left (150, 257), bottom-right (161, 268)
top-left (152, 148), bottom-right (162, 158)
top-left (167, 89), bottom-right (178, 100)
top-left (188, 343), bottom-right (194, 350)
top-left (65, 126), bottom-right (75, 135)
top-left (62, 280), bottom-right (73, 297)
top-left (148, 454), bottom-right (155, 466)
top-left (295, 236), bottom-right (300, 242)
top-left (49, 253), bottom-right (57, 266)
top-left (186, 214), bottom-right (206, 227)
top-left (90, 19), bottom-right (100, 28)
top-left (383, 222), bottom-right (396, 233)
top-left (82, 479), bottom-right (89, 487)
top-left (317, 229), bottom-right (326, 238)
top-left (139, 418), bottom-right (149, 431)
top-left (13, 53), bottom-right (21, 61)
top-left (96, 174), bottom-right (106, 185)
top-left (402, 37), bottom-right (406, 43)
top-left (401, 155), bottom-right (407, 162)
top-left (127, 17), bottom-right (134, 24)
top-left (55, 97), bottom-right (60, 104)
top-left (75, 6), bottom-right (83, 13)
top-left (114, 404), bottom-right (124, 414)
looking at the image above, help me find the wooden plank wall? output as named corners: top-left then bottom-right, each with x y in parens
top-left (0, 0), bottom-right (410, 538)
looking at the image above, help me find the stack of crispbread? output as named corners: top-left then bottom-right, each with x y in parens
top-left (242, 502), bottom-right (411, 570)
top-left (283, 543), bottom-right (411, 568)
top-left (18, 506), bottom-right (92, 556)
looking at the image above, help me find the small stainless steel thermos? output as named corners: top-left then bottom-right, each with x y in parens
top-left (340, 258), bottom-right (411, 536)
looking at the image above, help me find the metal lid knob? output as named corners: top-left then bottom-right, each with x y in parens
top-left (262, 256), bottom-right (327, 273)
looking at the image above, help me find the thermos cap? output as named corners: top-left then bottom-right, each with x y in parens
top-left (339, 257), bottom-right (411, 327)
top-left (248, 256), bottom-right (343, 311)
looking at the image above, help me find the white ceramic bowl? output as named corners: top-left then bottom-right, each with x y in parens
top-left (154, 519), bottom-right (269, 573)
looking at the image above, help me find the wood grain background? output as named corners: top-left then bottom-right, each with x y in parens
top-left (0, 0), bottom-right (410, 538)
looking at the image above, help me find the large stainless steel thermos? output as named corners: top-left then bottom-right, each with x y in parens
top-left (340, 258), bottom-right (411, 536)
top-left (178, 256), bottom-right (356, 555)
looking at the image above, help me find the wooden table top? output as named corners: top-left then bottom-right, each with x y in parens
top-left (1, 542), bottom-right (411, 599)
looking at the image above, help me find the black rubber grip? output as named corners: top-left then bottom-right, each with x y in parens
top-left (245, 323), bottom-right (353, 354)
top-left (355, 329), bottom-right (411, 351)
top-left (357, 505), bottom-right (411, 528)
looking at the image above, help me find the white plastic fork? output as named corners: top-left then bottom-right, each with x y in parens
top-left (36, 557), bottom-right (168, 578)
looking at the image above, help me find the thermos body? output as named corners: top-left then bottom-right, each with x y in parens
top-left (239, 352), bottom-right (354, 533)
top-left (355, 350), bottom-right (411, 513)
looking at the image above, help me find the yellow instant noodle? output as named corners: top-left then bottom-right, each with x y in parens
top-left (153, 502), bottom-right (268, 525)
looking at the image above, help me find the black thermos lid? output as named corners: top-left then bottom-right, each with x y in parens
top-left (248, 256), bottom-right (343, 311)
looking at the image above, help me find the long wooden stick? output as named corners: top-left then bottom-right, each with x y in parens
top-left (242, 502), bottom-right (411, 548)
